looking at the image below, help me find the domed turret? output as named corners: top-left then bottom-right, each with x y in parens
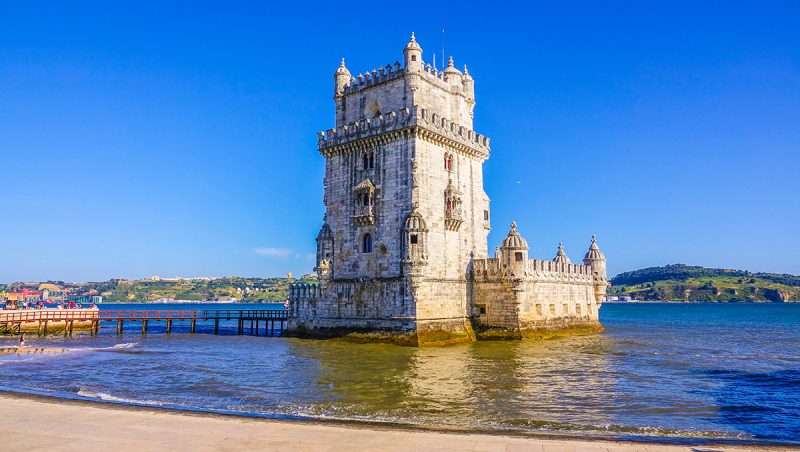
top-left (583, 235), bottom-right (607, 279)
top-left (553, 243), bottom-right (571, 265)
top-left (443, 56), bottom-right (463, 92)
top-left (334, 58), bottom-right (352, 98)
top-left (462, 65), bottom-right (475, 100)
top-left (500, 221), bottom-right (529, 277)
top-left (403, 207), bottom-right (428, 264)
top-left (315, 222), bottom-right (334, 280)
top-left (403, 32), bottom-right (423, 71)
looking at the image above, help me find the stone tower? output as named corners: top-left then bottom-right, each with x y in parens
top-left (288, 35), bottom-right (607, 345)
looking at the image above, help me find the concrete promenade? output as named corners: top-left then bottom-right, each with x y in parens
top-left (0, 393), bottom-right (777, 452)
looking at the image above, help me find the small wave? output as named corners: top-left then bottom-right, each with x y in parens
top-left (77, 387), bottom-right (164, 406)
top-left (112, 342), bottom-right (138, 349)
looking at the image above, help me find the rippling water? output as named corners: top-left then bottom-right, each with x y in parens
top-left (1, 302), bottom-right (798, 444)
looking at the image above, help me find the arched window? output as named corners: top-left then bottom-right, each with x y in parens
top-left (363, 151), bottom-right (375, 170)
top-left (444, 153), bottom-right (453, 171)
top-left (362, 193), bottom-right (370, 206)
top-left (362, 233), bottom-right (373, 253)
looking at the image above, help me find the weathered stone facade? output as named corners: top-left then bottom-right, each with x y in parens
top-left (287, 35), bottom-right (608, 345)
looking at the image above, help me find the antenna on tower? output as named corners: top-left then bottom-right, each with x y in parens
top-left (441, 28), bottom-right (445, 69)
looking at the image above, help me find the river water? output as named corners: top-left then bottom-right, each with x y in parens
top-left (0, 302), bottom-right (798, 445)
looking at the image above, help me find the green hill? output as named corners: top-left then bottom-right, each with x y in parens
top-left (0, 276), bottom-right (317, 303)
top-left (610, 264), bottom-right (800, 302)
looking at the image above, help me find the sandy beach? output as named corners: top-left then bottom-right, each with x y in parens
top-left (0, 392), bottom-right (782, 451)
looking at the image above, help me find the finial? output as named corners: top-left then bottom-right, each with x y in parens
top-left (448, 56), bottom-right (454, 67)
top-left (410, 32), bottom-right (416, 42)
top-left (559, 242), bottom-right (564, 250)
top-left (463, 65), bottom-right (469, 74)
top-left (592, 235), bottom-right (596, 242)
top-left (340, 58), bottom-right (346, 67)
top-left (510, 221), bottom-right (517, 230)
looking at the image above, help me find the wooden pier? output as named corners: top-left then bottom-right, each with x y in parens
top-left (0, 309), bottom-right (288, 337)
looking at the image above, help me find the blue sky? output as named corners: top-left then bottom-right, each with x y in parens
top-left (1, 1), bottom-right (798, 282)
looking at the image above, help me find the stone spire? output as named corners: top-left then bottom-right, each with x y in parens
top-left (553, 243), bottom-right (571, 264)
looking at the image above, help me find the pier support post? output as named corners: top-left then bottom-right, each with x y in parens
top-left (238, 319), bottom-right (243, 335)
top-left (190, 319), bottom-right (196, 334)
top-left (117, 320), bottom-right (123, 335)
top-left (43, 321), bottom-right (48, 336)
top-left (214, 319), bottom-right (219, 335)
top-left (166, 319), bottom-right (172, 335)
top-left (37, 321), bottom-right (42, 337)
top-left (142, 320), bottom-right (148, 335)
top-left (68, 320), bottom-right (74, 336)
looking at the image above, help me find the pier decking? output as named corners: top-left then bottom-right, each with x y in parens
top-left (0, 309), bottom-right (288, 337)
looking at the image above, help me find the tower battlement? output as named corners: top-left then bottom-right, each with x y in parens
top-left (317, 106), bottom-right (490, 158)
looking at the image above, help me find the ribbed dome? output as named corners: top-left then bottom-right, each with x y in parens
top-left (583, 235), bottom-right (605, 261)
top-left (553, 243), bottom-right (571, 264)
top-left (334, 58), bottom-right (351, 76)
top-left (404, 208), bottom-right (427, 231)
top-left (317, 223), bottom-right (332, 239)
top-left (501, 221), bottom-right (528, 249)
top-left (443, 56), bottom-right (462, 75)
top-left (404, 32), bottom-right (422, 51)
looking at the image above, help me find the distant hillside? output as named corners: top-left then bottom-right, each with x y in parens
top-left (0, 276), bottom-right (317, 303)
top-left (610, 264), bottom-right (800, 302)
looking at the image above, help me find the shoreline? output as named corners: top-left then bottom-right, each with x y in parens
top-left (0, 391), bottom-right (790, 451)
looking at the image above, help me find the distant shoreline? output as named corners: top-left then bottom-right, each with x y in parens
top-left (604, 300), bottom-right (797, 303)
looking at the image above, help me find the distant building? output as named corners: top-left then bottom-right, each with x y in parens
top-left (91, 295), bottom-right (103, 304)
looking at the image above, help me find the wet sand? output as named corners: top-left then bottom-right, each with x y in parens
top-left (0, 392), bottom-right (778, 451)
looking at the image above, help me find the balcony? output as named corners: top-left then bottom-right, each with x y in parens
top-left (353, 205), bottom-right (374, 226)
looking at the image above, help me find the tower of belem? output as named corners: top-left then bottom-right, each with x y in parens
top-left (287, 34), bottom-right (608, 345)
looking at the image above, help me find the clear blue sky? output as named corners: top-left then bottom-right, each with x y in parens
top-left (1, 1), bottom-right (798, 282)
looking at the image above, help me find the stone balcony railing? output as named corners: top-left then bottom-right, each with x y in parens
top-left (353, 205), bottom-right (374, 226)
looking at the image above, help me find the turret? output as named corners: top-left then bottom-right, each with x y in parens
top-left (334, 58), bottom-right (352, 98)
top-left (553, 243), bottom-right (571, 265)
top-left (315, 222), bottom-right (333, 271)
top-left (462, 65), bottom-right (475, 100)
top-left (402, 206), bottom-right (428, 265)
top-left (403, 32), bottom-right (423, 72)
top-left (500, 221), bottom-right (528, 277)
top-left (582, 235), bottom-right (607, 280)
top-left (443, 56), bottom-right (462, 93)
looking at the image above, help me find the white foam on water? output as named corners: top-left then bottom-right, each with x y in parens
top-left (77, 387), bottom-right (164, 406)
top-left (112, 342), bottom-right (138, 349)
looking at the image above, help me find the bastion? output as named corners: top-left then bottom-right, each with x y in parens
top-left (287, 34), bottom-right (608, 345)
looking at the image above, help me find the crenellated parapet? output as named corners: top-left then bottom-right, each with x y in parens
top-left (472, 257), bottom-right (597, 284)
top-left (342, 62), bottom-right (405, 95)
top-left (317, 106), bottom-right (490, 159)
top-left (288, 282), bottom-right (321, 301)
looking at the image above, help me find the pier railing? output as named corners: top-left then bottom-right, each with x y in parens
top-left (0, 308), bottom-right (289, 337)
